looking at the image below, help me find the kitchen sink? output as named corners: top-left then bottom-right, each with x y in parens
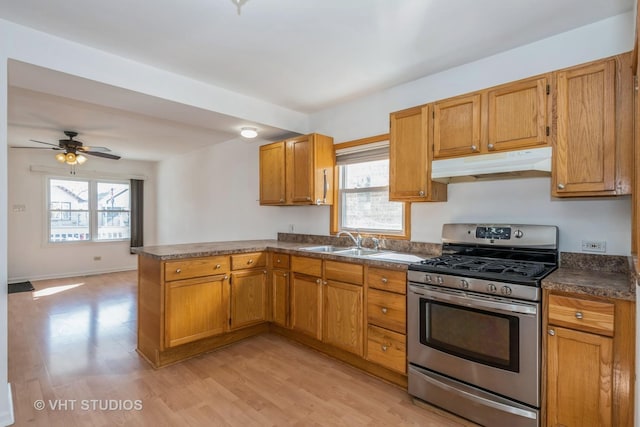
top-left (333, 248), bottom-right (389, 256)
top-left (366, 252), bottom-right (426, 263)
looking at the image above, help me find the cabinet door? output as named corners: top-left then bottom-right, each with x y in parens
top-left (290, 273), bottom-right (322, 339)
top-left (286, 135), bottom-right (314, 203)
top-left (389, 105), bottom-right (429, 201)
top-left (488, 76), bottom-right (549, 151)
top-left (229, 269), bottom-right (267, 330)
top-left (433, 93), bottom-right (481, 158)
top-left (547, 326), bottom-right (613, 427)
top-left (271, 270), bottom-right (289, 327)
top-left (165, 274), bottom-right (228, 347)
top-left (323, 280), bottom-right (363, 356)
top-left (554, 59), bottom-right (616, 195)
top-left (259, 141), bottom-right (286, 205)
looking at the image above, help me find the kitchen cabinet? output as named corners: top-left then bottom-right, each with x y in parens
top-left (544, 291), bottom-right (635, 427)
top-left (553, 53), bottom-right (633, 197)
top-left (323, 260), bottom-right (364, 356)
top-left (229, 253), bottom-right (268, 330)
top-left (259, 133), bottom-right (335, 205)
top-left (365, 267), bottom-right (407, 373)
top-left (290, 255), bottom-right (323, 339)
top-left (163, 256), bottom-right (230, 348)
top-left (432, 75), bottom-right (550, 159)
top-left (270, 253), bottom-right (290, 327)
top-left (389, 104), bottom-right (447, 202)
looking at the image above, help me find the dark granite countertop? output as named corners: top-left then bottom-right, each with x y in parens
top-left (132, 239), bottom-right (437, 271)
top-left (542, 253), bottom-right (636, 301)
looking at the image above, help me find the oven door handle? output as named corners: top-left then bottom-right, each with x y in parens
top-left (410, 285), bottom-right (537, 315)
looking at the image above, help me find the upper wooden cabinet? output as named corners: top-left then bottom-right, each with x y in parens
top-left (433, 75), bottom-right (550, 159)
top-left (389, 105), bottom-right (447, 202)
top-left (553, 54), bottom-right (633, 197)
top-left (259, 133), bottom-right (335, 206)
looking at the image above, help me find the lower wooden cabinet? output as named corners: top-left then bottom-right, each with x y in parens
top-left (271, 269), bottom-right (289, 327)
top-left (323, 280), bottom-right (363, 356)
top-left (290, 273), bottom-right (323, 340)
top-left (546, 325), bottom-right (613, 427)
top-left (229, 269), bottom-right (267, 330)
top-left (544, 290), bottom-right (635, 427)
top-left (165, 274), bottom-right (229, 348)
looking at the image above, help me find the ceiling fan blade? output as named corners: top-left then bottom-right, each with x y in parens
top-left (78, 146), bottom-right (111, 153)
top-left (29, 139), bottom-right (61, 148)
top-left (84, 151), bottom-right (121, 160)
top-left (11, 146), bottom-right (62, 150)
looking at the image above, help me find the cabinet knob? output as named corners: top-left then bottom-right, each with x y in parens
top-left (557, 183), bottom-right (565, 190)
top-left (487, 143), bottom-right (495, 150)
top-left (224, 275), bottom-right (229, 280)
top-left (306, 197), bottom-right (311, 201)
top-left (381, 277), bottom-right (388, 284)
top-left (548, 329), bottom-right (555, 336)
top-left (316, 278), bottom-right (322, 284)
top-left (279, 198), bottom-right (285, 203)
top-left (175, 268), bottom-right (181, 273)
top-left (575, 311), bottom-right (583, 320)
top-left (418, 190), bottom-right (425, 197)
top-left (276, 259), bottom-right (281, 263)
top-left (247, 259), bottom-right (254, 264)
top-left (381, 307), bottom-right (388, 314)
top-left (283, 273), bottom-right (288, 277)
top-left (215, 264), bottom-right (221, 269)
top-left (471, 145), bottom-right (478, 151)
top-left (381, 344), bottom-right (388, 352)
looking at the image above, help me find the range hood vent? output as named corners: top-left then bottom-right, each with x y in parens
top-left (431, 146), bottom-right (552, 183)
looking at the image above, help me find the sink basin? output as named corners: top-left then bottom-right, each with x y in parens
top-left (298, 245), bottom-right (345, 253)
top-left (366, 252), bottom-right (426, 263)
top-left (334, 248), bottom-right (391, 256)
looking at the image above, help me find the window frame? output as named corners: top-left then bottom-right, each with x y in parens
top-left (330, 134), bottom-right (411, 240)
top-left (46, 176), bottom-right (131, 244)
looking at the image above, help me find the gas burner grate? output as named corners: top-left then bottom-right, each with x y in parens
top-left (420, 256), bottom-right (547, 278)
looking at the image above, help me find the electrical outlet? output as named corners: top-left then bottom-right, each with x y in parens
top-left (581, 240), bottom-right (606, 253)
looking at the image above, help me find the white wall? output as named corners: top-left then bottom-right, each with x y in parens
top-left (156, 137), bottom-right (328, 244)
top-left (7, 149), bottom-right (157, 282)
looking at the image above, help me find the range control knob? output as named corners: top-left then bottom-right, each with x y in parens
top-left (460, 279), bottom-right (469, 289)
top-left (514, 229), bottom-right (524, 239)
top-left (501, 286), bottom-right (513, 296)
top-left (425, 275), bottom-right (433, 283)
top-left (436, 276), bottom-right (444, 284)
top-left (487, 283), bottom-right (497, 293)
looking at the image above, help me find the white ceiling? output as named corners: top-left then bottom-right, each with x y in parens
top-left (1, 0), bottom-right (634, 162)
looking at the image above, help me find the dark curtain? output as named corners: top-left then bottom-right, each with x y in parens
top-left (130, 179), bottom-right (144, 253)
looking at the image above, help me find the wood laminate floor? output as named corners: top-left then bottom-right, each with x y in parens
top-left (8, 271), bottom-right (476, 426)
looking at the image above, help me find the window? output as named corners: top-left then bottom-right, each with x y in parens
top-left (331, 135), bottom-right (409, 239)
top-left (48, 178), bottom-right (130, 243)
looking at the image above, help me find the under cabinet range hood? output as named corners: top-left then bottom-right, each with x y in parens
top-left (431, 146), bottom-right (552, 183)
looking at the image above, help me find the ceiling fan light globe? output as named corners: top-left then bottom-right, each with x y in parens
top-left (65, 152), bottom-right (77, 164)
top-left (55, 153), bottom-right (66, 163)
top-left (76, 154), bottom-right (88, 165)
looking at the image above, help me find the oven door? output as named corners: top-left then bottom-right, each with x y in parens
top-left (408, 283), bottom-right (540, 407)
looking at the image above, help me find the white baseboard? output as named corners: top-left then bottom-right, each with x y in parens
top-left (0, 383), bottom-right (14, 426)
top-left (8, 266), bottom-right (137, 283)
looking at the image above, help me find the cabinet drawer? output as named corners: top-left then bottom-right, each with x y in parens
top-left (368, 267), bottom-right (406, 294)
top-left (548, 294), bottom-right (614, 336)
top-left (367, 289), bottom-right (406, 333)
top-left (291, 256), bottom-right (322, 277)
top-left (164, 256), bottom-right (229, 281)
top-left (270, 253), bottom-right (290, 269)
top-left (367, 325), bottom-right (406, 373)
top-left (325, 260), bottom-right (363, 285)
top-left (231, 252), bottom-right (267, 270)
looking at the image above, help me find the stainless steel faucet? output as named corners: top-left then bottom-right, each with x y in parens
top-left (337, 230), bottom-right (362, 248)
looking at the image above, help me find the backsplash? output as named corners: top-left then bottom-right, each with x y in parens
top-left (559, 252), bottom-right (631, 274)
top-left (277, 233), bottom-right (441, 256)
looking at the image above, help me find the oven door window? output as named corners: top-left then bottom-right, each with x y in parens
top-left (419, 298), bottom-right (519, 372)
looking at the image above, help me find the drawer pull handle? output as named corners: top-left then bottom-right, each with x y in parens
top-left (215, 264), bottom-right (221, 269)
top-left (247, 259), bottom-right (254, 264)
top-left (575, 311), bottom-right (583, 320)
top-left (381, 277), bottom-right (388, 284)
top-left (381, 345), bottom-right (388, 352)
top-left (381, 307), bottom-right (388, 314)
top-left (175, 268), bottom-right (181, 273)
top-left (548, 329), bottom-right (555, 336)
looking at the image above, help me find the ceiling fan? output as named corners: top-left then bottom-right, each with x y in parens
top-left (17, 130), bottom-right (121, 165)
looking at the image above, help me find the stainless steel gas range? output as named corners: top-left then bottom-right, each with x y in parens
top-left (407, 223), bottom-right (558, 427)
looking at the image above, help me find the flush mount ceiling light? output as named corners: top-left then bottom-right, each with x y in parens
top-left (240, 127), bottom-right (258, 138)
